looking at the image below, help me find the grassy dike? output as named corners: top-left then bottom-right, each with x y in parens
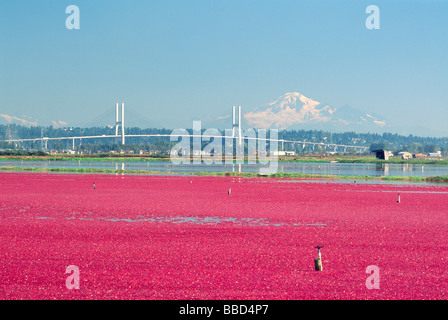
top-left (2, 154), bottom-right (448, 165)
top-left (0, 155), bottom-right (170, 162)
top-left (276, 155), bottom-right (448, 165)
top-left (1, 165), bottom-right (448, 183)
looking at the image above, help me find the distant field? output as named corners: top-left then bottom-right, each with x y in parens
top-left (0, 154), bottom-right (170, 162)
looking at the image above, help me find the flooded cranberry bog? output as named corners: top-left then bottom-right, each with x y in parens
top-left (1, 171), bottom-right (448, 300)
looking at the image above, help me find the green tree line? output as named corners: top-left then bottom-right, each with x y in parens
top-left (1, 124), bottom-right (448, 155)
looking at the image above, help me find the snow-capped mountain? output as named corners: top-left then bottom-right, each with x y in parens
top-left (0, 114), bottom-right (68, 128)
top-left (241, 92), bottom-right (388, 132)
top-left (244, 92), bottom-right (335, 129)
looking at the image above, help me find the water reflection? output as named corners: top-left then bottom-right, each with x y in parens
top-left (1, 160), bottom-right (448, 178)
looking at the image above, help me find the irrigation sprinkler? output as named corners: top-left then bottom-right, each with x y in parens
top-left (314, 245), bottom-right (324, 271)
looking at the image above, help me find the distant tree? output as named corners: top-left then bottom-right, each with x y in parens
top-left (3, 123), bottom-right (448, 156)
top-left (407, 142), bottom-right (424, 154)
top-left (424, 145), bottom-right (438, 153)
top-left (369, 142), bottom-right (387, 151)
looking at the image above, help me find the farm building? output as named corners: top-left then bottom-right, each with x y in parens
top-left (398, 152), bottom-right (413, 159)
top-left (371, 149), bottom-right (393, 160)
top-left (428, 152), bottom-right (442, 157)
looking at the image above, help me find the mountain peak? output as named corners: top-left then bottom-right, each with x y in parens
top-left (0, 113), bottom-right (68, 128)
top-left (268, 92), bottom-right (319, 110)
top-left (242, 91), bottom-right (388, 132)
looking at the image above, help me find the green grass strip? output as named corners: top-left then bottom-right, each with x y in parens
top-left (1, 165), bottom-right (448, 183)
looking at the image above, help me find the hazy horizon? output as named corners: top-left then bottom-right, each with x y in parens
top-left (1, 0), bottom-right (447, 137)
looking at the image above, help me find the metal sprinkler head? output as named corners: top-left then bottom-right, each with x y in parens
top-left (314, 245), bottom-right (324, 271)
top-left (315, 245), bottom-right (324, 258)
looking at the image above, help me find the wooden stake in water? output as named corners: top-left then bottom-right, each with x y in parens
top-left (314, 245), bottom-right (324, 271)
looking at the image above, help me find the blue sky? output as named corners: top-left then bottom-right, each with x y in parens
top-left (0, 0), bottom-right (447, 135)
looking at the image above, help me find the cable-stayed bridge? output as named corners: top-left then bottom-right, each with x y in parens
top-left (1, 103), bottom-right (369, 153)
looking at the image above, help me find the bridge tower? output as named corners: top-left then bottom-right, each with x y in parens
top-left (232, 106), bottom-right (242, 147)
top-left (115, 102), bottom-right (125, 145)
top-left (7, 123), bottom-right (12, 143)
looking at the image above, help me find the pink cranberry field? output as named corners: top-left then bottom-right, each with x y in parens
top-left (1, 171), bottom-right (447, 299)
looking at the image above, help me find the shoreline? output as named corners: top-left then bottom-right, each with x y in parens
top-left (1, 154), bottom-right (448, 165)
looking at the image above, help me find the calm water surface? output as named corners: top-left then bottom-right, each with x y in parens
top-left (1, 160), bottom-right (448, 178)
